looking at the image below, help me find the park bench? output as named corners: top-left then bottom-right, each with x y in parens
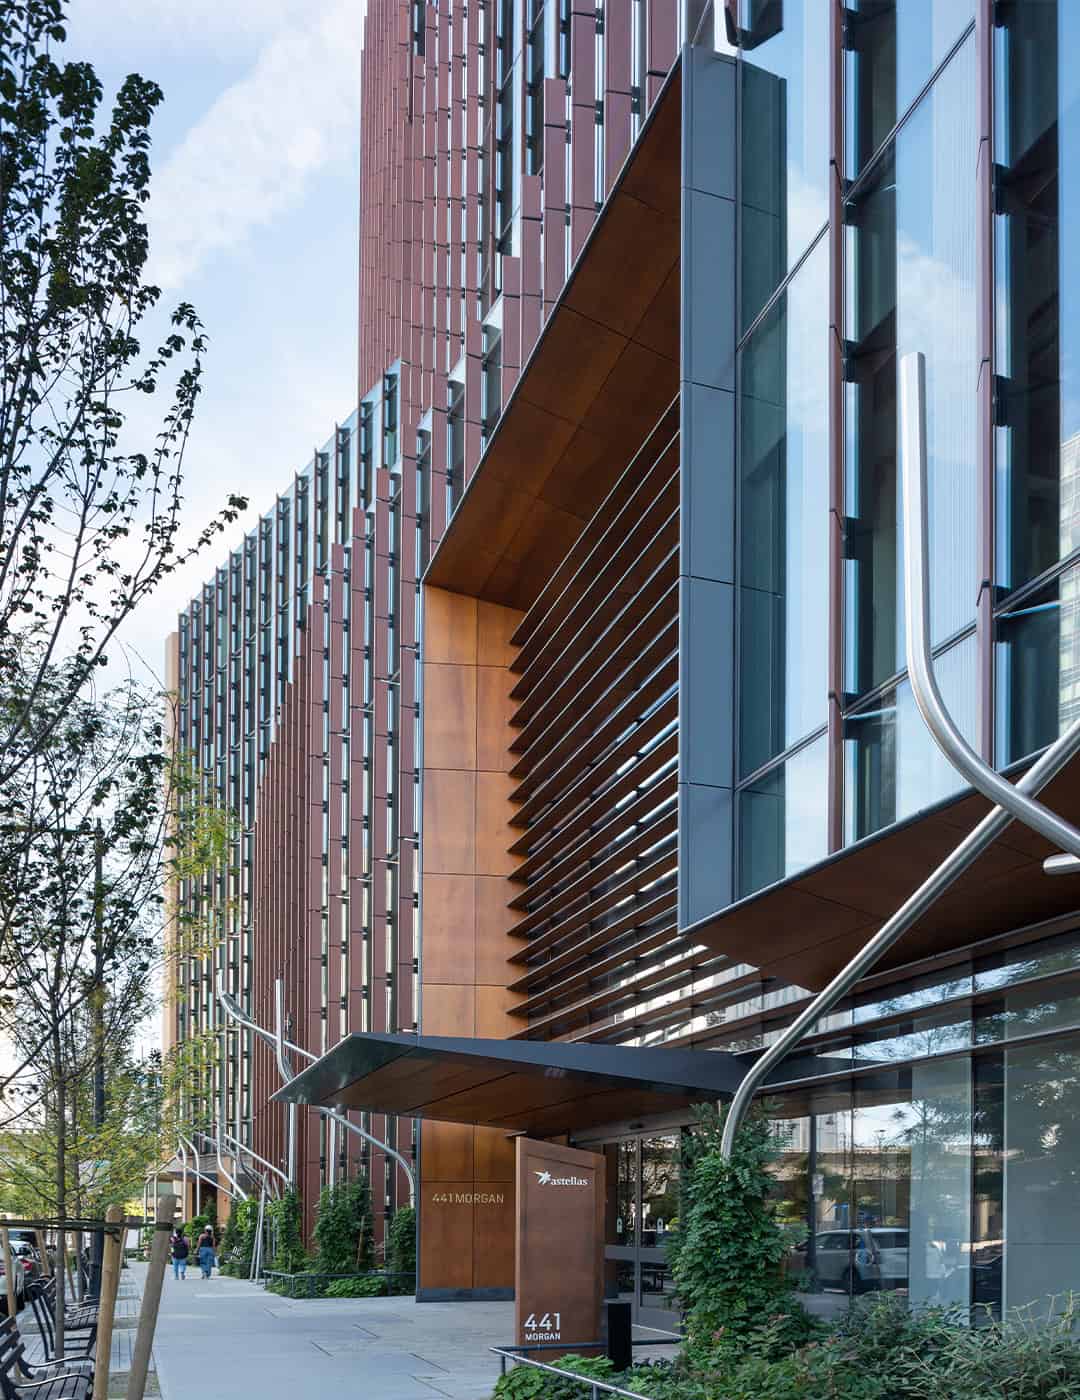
top-left (25, 1286), bottom-right (95, 1366)
top-left (0, 1316), bottom-right (91, 1400)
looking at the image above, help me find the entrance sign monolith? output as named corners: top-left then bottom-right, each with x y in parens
top-left (515, 1138), bottom-right (604, 1351)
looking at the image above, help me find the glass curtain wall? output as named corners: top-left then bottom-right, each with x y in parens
top-left (736, 1), bottom-right (989, 880)
top-left (994, 0), bottom-right (1080, 765)
top-left (760, 926), bottom-right (1080, 1320)
top-left (737, 235), bottom-right (830, 895)
top-left (843, 22), bottom-right (979, 843)
top-left (739, 0), bottom-right (829, 330)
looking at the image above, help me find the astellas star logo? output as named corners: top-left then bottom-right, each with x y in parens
top-left (534, 1168), bottom-right (588, 1186)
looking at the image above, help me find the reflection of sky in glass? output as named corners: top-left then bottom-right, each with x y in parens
top-left (854, 969), bottom-right (972, 1025)
top-left (975, 930), bottom-right (1080, 993)
top-left (782, 241), bottom-right (830, 749)
top-left (739, 0), bottom-right (829, 321)
top-left (896, 34), bottom-right (977, 652)
top-left (894, 634), bottom-right (977, 817)
top-left (896, 0), bottom-right (974, 123)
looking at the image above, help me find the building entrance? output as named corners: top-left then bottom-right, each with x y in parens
top-left (601, 1133), bottom-right (683, 1333)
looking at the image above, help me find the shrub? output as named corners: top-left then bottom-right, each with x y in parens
top-left (386, 1205), bottom-right (416, 1278)
top-left (325, 1275), bottom-right (388, 1298)
top-left (267, 1190), bottom-right (308, 1274)
top-left (492, 1355), bottom-right (616, 1399)
top-left (485, 1294), bottom-right (1080, 1400)
top-left (312, 1178), bottom-right (374, 1274)
top-left (218, 1197), bottom-right (259, 1277)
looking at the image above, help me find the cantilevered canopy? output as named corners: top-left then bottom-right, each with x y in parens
top-left (273, 1032), bottom-right (749, 1136)
top-left (690, 756), bottom-right (1080, 994)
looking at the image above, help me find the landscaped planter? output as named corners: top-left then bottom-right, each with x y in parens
top-left (260, 1270), bottom-right (415, 1298)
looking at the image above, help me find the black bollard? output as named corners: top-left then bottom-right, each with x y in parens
top-left (605, 1300), bottom-right (632, 1373)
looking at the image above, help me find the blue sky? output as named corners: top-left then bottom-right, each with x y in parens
top-left (65, 0), bottom-right (365, 683)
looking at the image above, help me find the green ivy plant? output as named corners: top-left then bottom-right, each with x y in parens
top-left (386, 1204), bottom-right (416, 1277)
top-left (267, 1190), bottom-right (308, 1274)
top-left (312, 1177), bottom-right (374, 1274)
top-left (218, 1197), bottom-right (259, 1276)
top-left (667, 1104), bottom-right (812, 1353)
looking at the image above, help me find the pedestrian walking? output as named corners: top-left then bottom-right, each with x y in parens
top-left (170, 1231), bottom-right (189, 1281)
top-left (196, 1228), bottom-right (216, 1279)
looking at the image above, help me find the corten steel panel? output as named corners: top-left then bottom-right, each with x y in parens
top-left (423, 769), bottom-right (478, 875)
top-left (475, 1124), bottom-right (517, 1182)
top-left (420, 1182), bottom-right (475, 1290)
top-left (427, 76), bottom-right (682, 612)
top-left (423, 983), bottom-right (477, 1036)
top-left (423, 662), bottom-right (479, 770)
top-left (473, 1192), bottom-right (516, 1289)
top-left (425, 586), bottom-right (479, 664)
top-left (420, 1120), bottom-right (476, 1187)
top-left (516, 1140), bottom-right (604, 1352)
top-left (423, 904), bottom-right (479, 987)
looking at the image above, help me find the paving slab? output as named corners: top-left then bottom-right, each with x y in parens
top-left (138, 1267), bottom-right (512, 1400)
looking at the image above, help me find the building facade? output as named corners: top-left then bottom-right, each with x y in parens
top-left (168, 0), bottom-right (1080, 1323)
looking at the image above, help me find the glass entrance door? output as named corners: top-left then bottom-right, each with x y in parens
top-left (603, 1134), bottom-right (682, 1332)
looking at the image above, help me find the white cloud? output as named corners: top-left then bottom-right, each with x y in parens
top-left (66, 0), bottom-right (318, 62)
top-left (145, 0), bottom-right (365, 290)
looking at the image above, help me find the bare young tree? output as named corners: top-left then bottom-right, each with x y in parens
top-left (0, 0), bottom-right (246, 782)
top-left (0, 667), bottom-right (226, 1342)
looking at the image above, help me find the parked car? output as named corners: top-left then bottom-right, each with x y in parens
top-left (0, 1255), bottom-right (26, 1314)
top-left (796, 1228), bottom-right (909, 1294)
top-left (9, 1241), bottom-right (41, 1285)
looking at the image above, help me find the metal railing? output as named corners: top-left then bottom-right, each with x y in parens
top-left (490, 1347), bottom-right (655, 1398)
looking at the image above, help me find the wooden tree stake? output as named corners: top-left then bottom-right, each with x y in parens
top-left (93, 1205), bottom-right (125, 1400)
top-left (125, 1193), bottom-right (175, 1400)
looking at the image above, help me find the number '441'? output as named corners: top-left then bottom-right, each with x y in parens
top-left (523, 1312), bottom-right (561, 1330)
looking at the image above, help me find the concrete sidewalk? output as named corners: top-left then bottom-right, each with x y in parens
top-left (142, 1266), bottom-right (511, 1400)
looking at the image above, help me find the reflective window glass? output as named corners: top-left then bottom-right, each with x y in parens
top-left (976, 979), bottom-right (1080, 1045)
top-left (995, 565), bottom-right (1080, 766)
top-left (853, 966), bottom-right (972, 1025)
top-left (640, 1136), bottom-right (679, 1249)
top-left (993, 0), bottom-right (1074, 592)
top-left (896, 34), bottom-right (978, 650)
top-left (845, 633), bottom-right (977, 842)
top-left (895, 0), bottom-right (973, 123)
top-left (845, 2), bottom-right (897, 179)
top-left (975, 928), bottom-right (1080, 993)
top-left (739, 235), bottom-right (829, 776)
top-left (845, 36), bottom-right (978, 697)
top-left (738, 733), bottom-right (828, 897)
top-left (1003, 1040), bottom-right (1080, 1314)
top-left (739, 0), bottom-right (829, 329)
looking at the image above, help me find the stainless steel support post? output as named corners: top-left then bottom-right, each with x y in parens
top-left (274, 981), bottom-right (298, 1189)
top-left (215, 977), bottom-right (417, 1199)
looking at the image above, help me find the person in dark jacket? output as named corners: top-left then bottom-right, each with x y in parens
top-left (196, 1228), bottom-right (216, 1279)
top-left (170, 1232), bottom-right (189, 1280)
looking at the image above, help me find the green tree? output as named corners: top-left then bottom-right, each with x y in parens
top-left (0, 0), bottom-right (245, 786)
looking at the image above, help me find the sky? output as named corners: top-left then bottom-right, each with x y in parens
top-left (64, 0), bottom-right (366, 686)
